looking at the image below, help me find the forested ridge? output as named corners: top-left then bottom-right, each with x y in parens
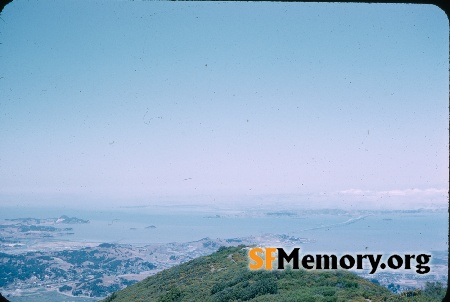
top-left (102, 246), bottom-right (446, 302)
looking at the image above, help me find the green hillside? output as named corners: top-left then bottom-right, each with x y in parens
top-left (101, 246), bottom-right (445, 302)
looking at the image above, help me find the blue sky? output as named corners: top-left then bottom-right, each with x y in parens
top-left (0, 1), bottom-right (448, 207)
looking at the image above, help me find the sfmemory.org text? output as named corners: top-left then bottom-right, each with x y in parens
top-left (248, 247), bottom-right (431, 274)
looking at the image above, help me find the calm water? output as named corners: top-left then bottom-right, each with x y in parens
top-left (5, 289), bottom-right (96, 302)
top-left (0, 204), bottom-right (447, 253)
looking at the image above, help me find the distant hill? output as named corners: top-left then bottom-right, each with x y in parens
top-left (56, 215), bottom-right (89, 224)
top-left (101, 246), bottom-right (446, 302)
